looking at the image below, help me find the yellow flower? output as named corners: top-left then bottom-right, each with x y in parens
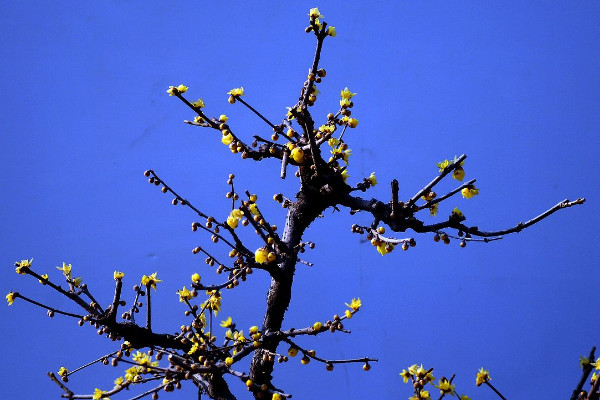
top-left (255, 248), bottom-right (269, 264)
top-left (368, 172), bottom-right (377, 186)
top-left (592, 357), bottom-right (600, 370)
top-left (222, 133), bottom-right (234, 145)
top-left (219, 114), bottom-right (228, 123)
top-left (58, 366), bottom-right (68, 377)
top-left (249, 325), bottom-right (259, 334)
top-left (191, 98), bottom-right (205, 108)
top-left (166, 85), bottom-right (188, 96)
top-left (113, 271), bottom-right (125, 280)
top-left (93, 388), bottom-right (109, 400)
top-left (328, 137), bottom-right (340, 147)
top-left (188, 342), bottom-right (199, 355)
top-left (176, 84), bottom-right (188, 93)
top-left (225, 357), bottom-right (234, 366)
top-left (56, 262), bottom-right (72, 278)
top-left (72, 277), bottom-right (83, 287)
top-left (429, 203), bottom-right (439, 217)
top-left (580, 355), bottom-right (591, 368)
top-left (475, 367), bottom-right (490, 386)
top-left (194, 116), bottom-right (204, 124)
top-left (14, 258), bottom-right (33, 274)
top-left (435, 378), bottom-right (455, 395)
top-left (272, 393), bottom-right (283, 400)
top-left (203, 290), bottom-right (222, 315)
top-left (376, 242), bottom-right (393, 255)
top-left (309, 7), bottom-right (324, 19)
top-left (420, 390), bottom-right (430, 399)
top-left (6, 292), bottom-right (16, 306)
top-left (290, 147), bottom-right (305, 163)
top-left (342, 149), bottom-right (352, 164)
top-left (341, 169), bottom-right (349, 183)
top-left (124, 366), bottom-right (141, 382)
top-left (313, 321), bottom-right (323, 331)
top-left (340, 98), bottom-right (352, 108)
top-left (345, 298), bottom-right (361, 311)
top-left (451, 207), bottom-right (463, 218)
top-left (227, 215), bottom-right (239, 229)
top-left (340, 87), bottom-right (357, 100)
top-left (326, 26), bottom-right (336, 37)
top-left (141, 272), bottom-right (162, 290)
top-left (249, 203), bottom-right (259, 216)
top-left (113, 376), bottom-right (124, 387)
top-left (461, 186), bottom-right (479, 199)
top-left (177, 286), bottom-right (193, 302)
top-left (220, 316), bottom-right (233, 328)
top-left (453, 167), bottom-right (465, 181)
top-left (436, 159), bottom-right (450, 172)
top-left (191, 273), bottom-right (201, 284)
top-left (400, 369), bottom-right (412, 383)
top-left (227, 87), bottom-right (245, 97)
top-left (345, 309), bottom-right (352, 318)
top-left (460, 396), bottom-right (470, 400)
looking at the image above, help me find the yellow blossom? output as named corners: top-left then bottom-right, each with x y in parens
top-left (461, 186), bottom-right (479, 199)
top-left (342, 149), bottom-right (352, 164)
top-left (368, 172), bottom-right (377, 186)
top-left (453, 167), bottom-right (465, 181)
top-left (345, 298), bottom-right (361, 311)
top-left (341, 169), bottom-right (349, 183)
top-left (227, 87), bottom-right (244, 97)
top-left (176, 84), bottom-right (188, 93)
top-left (194, 116), bottom-right (204, 124)
top-left (203, 290), bottom-right (221, 315)
top-left (93, 388), bottom-right (109, 400)
top-left (113, 376), bottom-right (124, 387)
top-left (72, 277), bottom-right (83, 287)
top-left (191, 98), bottom-right (205, 108)
top-left (400, 369), bottom-right (412, 383)
top-left (254, 248), bottom-right (269, 264)
top-left (451, 207), bottom-right (463, 218)
top-left (436, 159), bottom-right (450, 172)
top-left (592, 357), bottom-right (600, 370)
top-left (376, 242), bottom-right (393, 255)
top-left (15, 258), bottom-right (33, 274)
top-left (141, 272), bottom-right (162, 290)
top-left (290, 147), bottom-right (305, 163)
top-left (326, 26), bottom-right (336, 37)
top-left (225, 357), bottom-right (234, 366)
top-left (347, 117), bottom-right (358, 127)
top-left (227, 215), bottom-right (239, 229)
top-left (6, 292), bottom-right (16, 306)
top-left (222, 133), bottom-right (234, 145)
top-left (56, 262), bottom-right (72, 278)
top-left (313, 321), bottom-right (323, 331)
top-left (249, 203), bottom-right (259, 216)
top-left (309, 7), bottom-right (324, 19)
top-left (177, 286), bottom-right (193, 302)
top-left (124, 366), bottom-right (141, 383)
top-left (113, 271), bottom-right (125, 280)
top-left (340, 98), bottom-right (352, 108)
top-left (580, 355), bottom-right (591, 368)
top-left (345, 309), bottom-right (353, 319)
top-left (249, 325), bottom-right (259, 334)
top-left (166, 85), bottom-right (188, 96)
top-left (219, 114), bottom-right (228, 123)
top-left (328, 137), bottom-right (340, 147)
top-left (460, 396), bottom-right (470, 400)
top-left (220, 316), bottom-right (233, 328)
top-left (191, 273), bottom-right (201, 284)
top-left (58, 366), bottom-right (68, 377)
top-left (436, 378), bottom-right (455, 395)
top-left (340, 87), bottom-right (357, 100)
top-left (272, 393), bottom-right (283, 400)
top-left (188, 342), bottom-right (199, 355)
top-left (476, 367), bottom-right (490, 386)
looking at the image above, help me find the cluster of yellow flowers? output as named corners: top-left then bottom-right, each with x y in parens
top-left (308, 8), bottom-right (336, 36)
top-left (436, 156), bottom-right (465, 181)
top-left (475, 367), bottom-right (490, 386)
top-left (201, 290), bottom-right (222, 315)
top-left (400, 364), bottom-right (473, 400)
top-left (227, 87), bottom-right (244, 104)
top-left (166, 84), bottom-right (188, 96)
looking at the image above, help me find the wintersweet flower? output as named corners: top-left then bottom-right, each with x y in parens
top-left (348, 118), bottom-right (358, 128)
top-left (93, 388), bottom-right (109, 400)
top-left (222, 133), bottom-right (234, 145)
top-left (326, 26), bottom-right (336, 37)
top-left (290, 147), bottom-right (304, 163)
top-left (113, 377), bottom-right (124, 387)
top-left (15, 258), bottom-right (33, 274)
top-left (225, 357), bottom-right (234, 366)
top-left (58, 366), bottom-right (68, 377)
top-left (461, 186), bottom-right (479, 199)
top-left (227, 87), bottom-right (244, 97)
top-left (453, 167), bottom-right (465, 181)
top-left (475, 367), bottom-right (490, 386)
top-left (368, 172), bottom-right (377, 186)
top-left (56, 262), bottom-right (72, 279)
top-left (177, 286), bottom-right (193, 302)
top-left (309, 7), bottom-right (324, 20)
top-left (219, 114), bottom-right (228, 123)
top-left (341, 169), bottom-right (349, 183)
top-left (345, 298), bottom-right (361, 310)
top-left (340, 87), bottom-right (357, 99)
top-left (141, 272), bottom-right (162, 290)
top-left (220, 316), bottom-right (233, 328)
top-left (191, 98), bottom-right (205, 108)
top-left (191, 273), bottom-right (201, 284)
top-left (6, 292), bottom-right (16, 306)
top-left (400, 369), bottom-right (412, 383)
top-left (166, 85), bottom-right (188, 96)
top-left (451, 207), bottom-right (464, 218)
top-left (113, 271), bottom-right (125, 280)
top-left (435, 378), bottom-right (455, 395)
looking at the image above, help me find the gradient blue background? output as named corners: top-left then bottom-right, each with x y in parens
top-left (1, 2), bottom-right (598, 399)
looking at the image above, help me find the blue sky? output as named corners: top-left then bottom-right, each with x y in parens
top-left (1, 1), bottom-right (599, 399)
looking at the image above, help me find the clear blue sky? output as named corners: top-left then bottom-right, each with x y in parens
top-left (1, 2), bottom-right (598, 399)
